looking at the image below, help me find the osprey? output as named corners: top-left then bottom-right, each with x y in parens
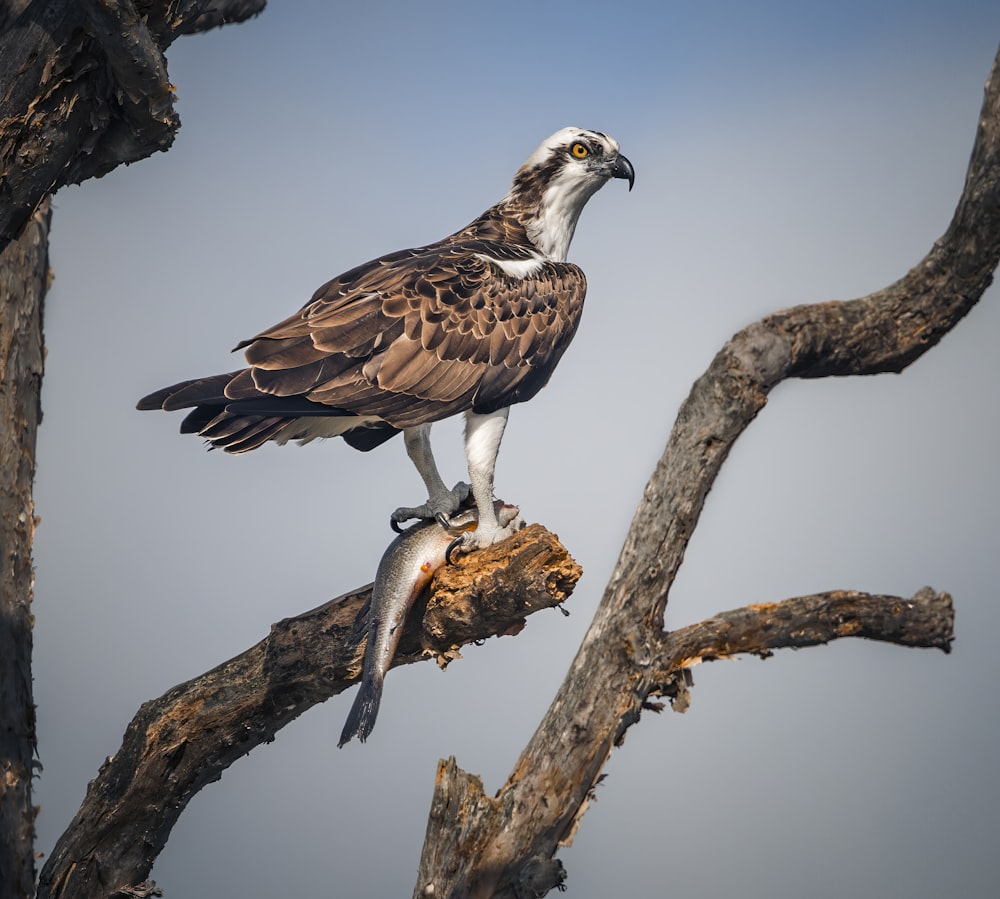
top-left (138, 127), bottom-right (634, 550)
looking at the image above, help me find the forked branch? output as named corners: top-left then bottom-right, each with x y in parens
top-left (418, 589), bottom-right (953, 898)
top-left (30, 33), bottom-right (999, 899)
top-left (411, 44), bottom-right (1000, 899)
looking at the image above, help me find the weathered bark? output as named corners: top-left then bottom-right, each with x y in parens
top-left (0, 0), bottom-right (265, 255)
top-left (650, 587), bottom-right (955, 675)
top-left (0, 199), bottom-right (50, 899)
top-left (410, 45), bottom-right (1000, 898)
top-left (2, 6), bottom-right (993, 896)
top-left (418, 589), bottom-right (954, 896)
top-left (35, 525), bottom-right (580, 899)
top-left (0, 3), bottom-right (262, 895)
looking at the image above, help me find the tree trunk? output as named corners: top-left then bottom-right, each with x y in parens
top-left (0, 198), bottom-right (50, 899)
top-left (0, 3), bottom-right (263, 894)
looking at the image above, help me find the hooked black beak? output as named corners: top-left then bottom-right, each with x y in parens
top-left (610, 153), bottom-right (635, 191)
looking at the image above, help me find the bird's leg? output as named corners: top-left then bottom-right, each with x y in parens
top-left (455, 407), bottom-right (524, 551)
top-left (390, 423), bottom-right (470, 529)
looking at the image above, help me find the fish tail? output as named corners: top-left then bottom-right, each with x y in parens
top-left (338, 671), bottom-right (384, 747)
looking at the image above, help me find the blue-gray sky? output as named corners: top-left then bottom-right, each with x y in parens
top-left (32, 2), bottom-right (1000, 896)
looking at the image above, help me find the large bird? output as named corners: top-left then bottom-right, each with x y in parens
top-left (138, 127), bottom-right (634, 550)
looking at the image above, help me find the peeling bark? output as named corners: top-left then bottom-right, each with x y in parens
top-left (0, 199), bottom-right (50, 899)
top-left (1, 7), bottom-right (995, 898)
top-left (35, 526), bottom-right (580, 899)
top-left (0, 0), bottom-right (265, 254)
top-left (0, 3), bottom-right (263, 896)
top-left (415, 589), bottom-right (954, 898)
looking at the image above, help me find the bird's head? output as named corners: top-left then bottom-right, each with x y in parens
top-left (506, 127), bottom-right (634, 261)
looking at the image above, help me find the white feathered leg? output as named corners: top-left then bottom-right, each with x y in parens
top-left (460, 407), bottom-right (524, 550)
top-left (391, 423), bottom-right (470, 527)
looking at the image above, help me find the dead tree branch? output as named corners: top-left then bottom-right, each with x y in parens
top-left (654, 587), bottom-right (954, 672)
top-left (35, 526), bottom-right (580, 899)
top-left (0, 3), bottom-right (258, 894)
top-left (6, 9), bottom-right (993, 896)
top-left (410, 44), bottom-right (1000, 899)
top-left (419, 589), bottom-right (954, 897)
top-left (0, 0), bottom-right (265, 255)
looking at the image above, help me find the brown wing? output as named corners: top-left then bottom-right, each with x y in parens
top-left (232, 241), bottom-right (587, 429)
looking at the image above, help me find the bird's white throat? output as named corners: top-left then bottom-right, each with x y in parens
top-left (526, 171), bottom-right (607, 262)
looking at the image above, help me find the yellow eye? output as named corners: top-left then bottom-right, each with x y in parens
top-left (570, 142), bottom-right (590, 159)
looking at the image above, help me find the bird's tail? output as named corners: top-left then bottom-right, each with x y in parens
top-left (137, 370), bottom-right (400, 453)
top-left (338, 671), bottom-right (385, 747)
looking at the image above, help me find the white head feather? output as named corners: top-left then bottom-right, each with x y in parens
top-left (507, 127), bottom-right (627, 262)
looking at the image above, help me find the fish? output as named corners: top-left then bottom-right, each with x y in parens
top-left (338, 502), bottom-right (518, 747)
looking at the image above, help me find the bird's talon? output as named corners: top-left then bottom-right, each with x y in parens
top-left (445, 536), bottom-right (464, 566)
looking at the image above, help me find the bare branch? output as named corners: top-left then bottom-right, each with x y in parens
top-left (35, 525), bottom-right (579, 899)
top-left (0, 0), bottom-right (265, 254)
top-left (8, 11), bottom-right (991, 896)
top-left (164, 0), bottom-right (266, 37)
top-left (76, 0), bottom-right (181, 167)
top-left (417, 589), bottom-right (954, 897)
top-left (652, 587), bottom-right (954, 693)
top-left (411, 44), bottom-right (1000, 899)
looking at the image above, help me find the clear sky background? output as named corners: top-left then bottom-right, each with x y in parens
top-left (30, 2), bottom-right (1000, 896)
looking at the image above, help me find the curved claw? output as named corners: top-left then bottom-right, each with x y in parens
top-left (445, 535), bottom-right (464, 566)
top-left (390, 482), bottom-right (472, 533)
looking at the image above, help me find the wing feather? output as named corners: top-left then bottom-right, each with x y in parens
top-left (137, 372), bottom-right (240, 411)
top-left (242, 336), bottom-right (328, 369)
top-left (223, 368), bottom-right (262, 400)
top-left (176, 240), bottom-right (586, 433)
